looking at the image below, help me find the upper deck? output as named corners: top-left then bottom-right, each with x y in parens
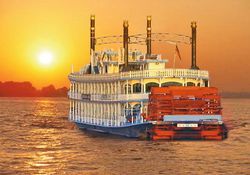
top-left (69, 15), bottom-right (205, 84)
top-left (69, 68), bottom-right (209, 83)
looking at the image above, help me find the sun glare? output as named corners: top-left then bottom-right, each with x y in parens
top-left (38, 51), bottom-right (53, 65)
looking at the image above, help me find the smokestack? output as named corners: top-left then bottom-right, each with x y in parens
top-left (123, 20), bottom-right (129, 68)
top-left (191, 21), bottom-right (199, 69)
top-left (90, 15), bottom-right (95, 52)
top-left (146, 16), bottom-right (152, 57)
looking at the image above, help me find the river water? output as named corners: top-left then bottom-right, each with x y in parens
top-left (0, 97), bottom-right (249, 175)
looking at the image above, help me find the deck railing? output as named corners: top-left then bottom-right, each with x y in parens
top-left (68, 92), bottom-right (149, 101)
top-left (68, 92), bottom-right (82, 100)
top-left (91, 93), bottom-right (149, 101)
top-left (68, 68), bottom-right (209, 82)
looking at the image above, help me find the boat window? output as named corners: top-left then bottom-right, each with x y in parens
top-left (125, 104), bottom-right (131, 116)
top-left (133, 83), bottom-right (142, 93)
top-left (204, 80), bottom-right (209, 87)
top-left (187, 82), bottom-right (195, 86)
top-left (125, 84), bottom-right (132, 94)
top-left (146, 82), bottom-right (159, 93)
top-left (105, 65), bottom-right (108, 73)
top-left (161, 82), bottom-right (182, 87)
top-left (132, 104), bottom-right (141, 117)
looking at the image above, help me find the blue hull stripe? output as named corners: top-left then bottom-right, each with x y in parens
top-left (75, 122), bottom-right (153, 138)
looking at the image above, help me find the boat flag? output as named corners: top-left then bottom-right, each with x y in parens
top-left (175, 45), bottom-right (182, 60)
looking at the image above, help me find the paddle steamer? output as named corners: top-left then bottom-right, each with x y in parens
top-left (68, 15), bottom-right (227, 140)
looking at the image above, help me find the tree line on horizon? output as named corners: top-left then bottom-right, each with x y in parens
top-left (0, 81), bottom-right (249, 98)
top-left (0, 81), bottom-right (68, 97)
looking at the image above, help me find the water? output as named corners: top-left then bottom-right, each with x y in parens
top-left (0, 98), bottom-right (249, 175)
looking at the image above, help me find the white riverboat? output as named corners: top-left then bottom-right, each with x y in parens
top-left (68, 15), bottom-right (211, 138)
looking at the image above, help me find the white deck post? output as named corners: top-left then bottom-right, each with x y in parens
top-left (108, 83), bottom-right (110, 94)
top-left (141, 79), bottom-right (143, 93)
top-left (131, 104), bottom-right (133, 124)
top-left (118, 81), bottom-right (121, 94)
top-left (143, 81), bottom-right (146, 93)
top-left (74, 100), bottom-right (76, 121)
top-left (114, 82), bottom-right (117, 94)
top-left (102, 83), bottom-right (104, 94)
top-left (105, 103), bottom-right (107, 126)
top-left (93, 103), bottom-right (95, 124)
top-left (126, 80), bottom-right (129, 100)
top-left (72, 83), bottom-right (74, 98)
top-left (103, 104), bottom-right (106, 126)
top-left (111, 103), bottom-right (113, 126)
top-left (114, 103), bottom-right (117, 126)
top-left (118, 103), bottom-right (121, 126)
top-left (84, 102), bottom-right (86, 123)
top-left (69, 100), bottom-right (72, 120)
top-left (72, 100), bottom-right (74, 121)
top-left (81, 102), bottom-right (83, 122)
top-left (77, 101), bottom-right (79, 122)
top-left (79, 101), bottom-right (81, 122)
top-left (80, 83), bottom-right (82, 94)
top-left (95, 103), bottom-right (97, 124)
top-left (91, 103), bottom-right (93, 123)
top-left (84, 83), bottom-right (87, 94)
top-left (124, 104), bottom-right (126, 124)
top-left (78, 101), bottom-right (80, 122)
top-left (101, 103), bottom-right (103, 125)
top-left (76, 101), bottom-right (78, 122)
top-left (86, 103), bottom-right (88, 123)
top-left (109, 103), bottom-right (111, 126)
top-left (140, 101), bottom-right (143, 123)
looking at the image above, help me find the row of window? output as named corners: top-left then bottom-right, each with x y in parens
top-left (71, 80), bottom-right (208, 94)
top-left (125, 81), bottom-right (199, 93)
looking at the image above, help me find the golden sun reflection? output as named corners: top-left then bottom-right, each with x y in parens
top-left (26, 128), bottom-right (64, 175)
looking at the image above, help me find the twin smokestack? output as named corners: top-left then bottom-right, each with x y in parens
top-left (89, 15), bottom-right (198, 70)
top-left (191, 21), bottom-right (199, 69)
top-left (123, 20), bottom-right (129, 67)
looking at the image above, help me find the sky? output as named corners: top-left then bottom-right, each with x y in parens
top-left (0, 0), bottom-right (250, 92)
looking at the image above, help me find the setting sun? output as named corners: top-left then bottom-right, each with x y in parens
top-left (38, 51), bottom-right (53, 65)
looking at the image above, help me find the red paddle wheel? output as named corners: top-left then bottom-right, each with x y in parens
top-left (146, 87), bottom-right (228, 140)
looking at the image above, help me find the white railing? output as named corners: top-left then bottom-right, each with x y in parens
top-left (68, 68), bottom-right (209, 82)
top-left (69, 72), bottom-right (120, 81)
top-left (120, 69), bottom-right (208, 79)
top-left (68, 92), bottom-right (82, 100)
top-left (68, 92), bottom-right (148, 102)
top-left (91, 93), bottom-right (149, 101)
top-left (70, 114), bottom-right (127, 127)
top-left (70, 115), bottom-right (143, 127)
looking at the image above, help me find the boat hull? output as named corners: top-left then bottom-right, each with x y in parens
top-left (149, 122), bottom-right (228, 140)
top-left (75, 122), bottom-right (153, 138)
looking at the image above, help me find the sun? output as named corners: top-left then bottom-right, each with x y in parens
top-left (38, 51), bottom-right (53, 65)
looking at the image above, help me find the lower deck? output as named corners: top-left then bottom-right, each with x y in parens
top-left (69, 99), bottom-right (146, 127)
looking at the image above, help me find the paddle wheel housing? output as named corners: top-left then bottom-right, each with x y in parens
top-left (146, 87), bottom-right (228, 140)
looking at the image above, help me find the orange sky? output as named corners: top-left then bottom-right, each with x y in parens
top-left (0, 0), bottom-right (250, 92)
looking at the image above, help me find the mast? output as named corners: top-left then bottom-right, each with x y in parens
top-left (191, 21), bottom-right (199, 69)
top-left (146, 16), bottom-right (152, 57)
